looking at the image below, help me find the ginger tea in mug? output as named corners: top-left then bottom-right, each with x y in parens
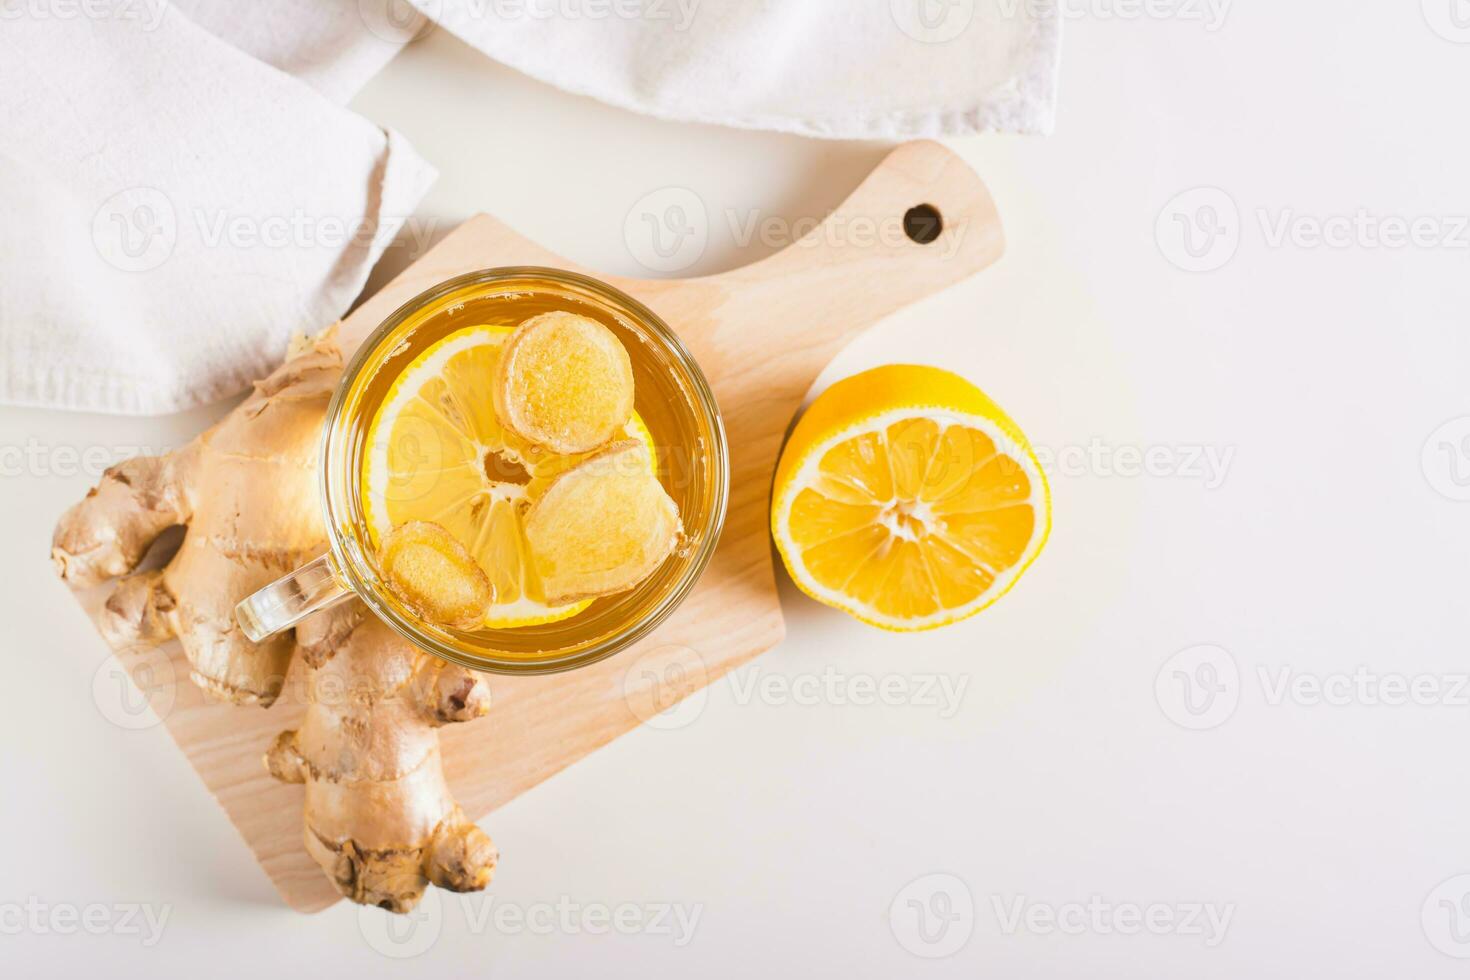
top-left (238, 268), bottom-right (728, 675)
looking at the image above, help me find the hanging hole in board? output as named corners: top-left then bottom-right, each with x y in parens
top-left (903, 204), bottom-right (944, 245)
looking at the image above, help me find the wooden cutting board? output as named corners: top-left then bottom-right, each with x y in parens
top-left (67, 140), bottom-right (1004, 912)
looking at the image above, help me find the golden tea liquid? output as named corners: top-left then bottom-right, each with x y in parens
top-left (321, 269), bottom-right (725, 668)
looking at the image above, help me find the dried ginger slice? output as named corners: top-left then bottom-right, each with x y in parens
top-left (524, 441), bottom-right (682, 604)
top-left (380, 521), bottom-right (494, 629)
top-left (493, 311), bottom-right (636, 455)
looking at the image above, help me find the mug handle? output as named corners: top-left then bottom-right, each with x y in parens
top-left (235, 552), bottom-right (355, 642)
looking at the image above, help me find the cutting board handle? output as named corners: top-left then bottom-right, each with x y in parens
top-left (707, 140), bottom-right (1005, 379)
top-left (702, 137), bottom-right (1011, 399)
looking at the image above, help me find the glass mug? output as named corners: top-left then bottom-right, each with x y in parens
top-left (236, 268), bottom-right (729, 675)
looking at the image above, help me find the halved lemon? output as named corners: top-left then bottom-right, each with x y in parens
top-left (771, 365), bottom-right (1050, 631)
top-left (363, 324), bottom-right (655, 628)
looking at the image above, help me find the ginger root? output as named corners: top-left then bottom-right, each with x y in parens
top-left (267, 603), bottom-right (496, 911)
top-left (52, 336), bottom-right (340, 703)
top-left (52, 331), bottom-right (497, 913)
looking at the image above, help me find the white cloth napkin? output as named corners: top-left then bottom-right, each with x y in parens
top-left (0, 0), bottom-right (1057, 415)
top-left (0, 8), bottom-right (435, 414)
top-left (170, 0), bottom-right (417, 102)
top-left (417, 0), bottom-right (1060, 139)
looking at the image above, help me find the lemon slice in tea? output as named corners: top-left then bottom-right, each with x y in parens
top-left (363, 324), bottom-right (656, 629)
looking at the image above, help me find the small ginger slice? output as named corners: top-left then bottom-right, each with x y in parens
top-left (525, 441), bottom-right (682, 604)
top-left (380, 521), bottom-right (493, 630)
top-left (493, 311), bottom-right (636, 454)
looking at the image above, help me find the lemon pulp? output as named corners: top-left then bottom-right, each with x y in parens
top-left (772, 365), bottom-right (1050, 631)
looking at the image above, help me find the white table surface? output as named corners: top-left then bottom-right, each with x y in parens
top-left (5, 7), bottom-right (1470, 977)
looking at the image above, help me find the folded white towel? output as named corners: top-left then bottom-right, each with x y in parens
top-left (171, 0), bottom-right (415, 102)
top-left (0, 0), bottom-right (1058, 415)
top-left (0, 9), bottom-right (435, 414)
top-left (417, 0), bottom-right (1060, 139)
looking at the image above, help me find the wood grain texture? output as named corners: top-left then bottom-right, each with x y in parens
top-left (67, 140), bottom-right (1003, 912)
